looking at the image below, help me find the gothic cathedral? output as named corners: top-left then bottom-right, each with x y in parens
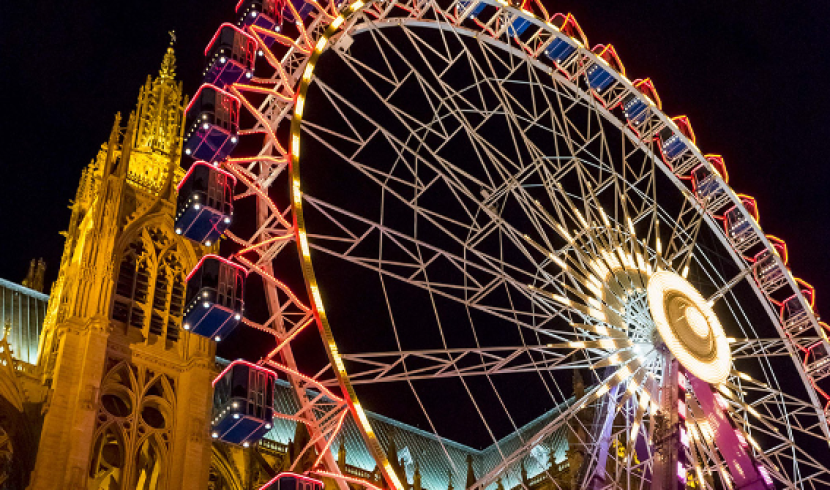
top-left (3, 47), bottom-right (215, 490)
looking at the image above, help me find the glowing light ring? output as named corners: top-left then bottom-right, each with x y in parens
top-left (647, 270), bottom-right (731, 384)
top-left (287, 3), bottom-right (405, 490)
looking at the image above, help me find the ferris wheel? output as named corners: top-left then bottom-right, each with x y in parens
top-left (175, 0), bottom-right (830, 488)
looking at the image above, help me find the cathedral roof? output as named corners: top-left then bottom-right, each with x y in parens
top-left (0, 278), bottom-right (48, 366)
top-left (264, 378), bottom-right (570, 490)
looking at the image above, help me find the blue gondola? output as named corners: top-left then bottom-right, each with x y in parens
top-left (457, 0), bottom-right (486, 18)
top-left (658, 126), bottom-right (688, 161)
top-left (691, 164), bottom-right (722, 200)
top-left (211, 361), bottom-right (276, 446)
top-left (544, 37), bottom-right (577, 65)
top-left (203, 23), bottom-right (256, 88)
top-left (259, 473), bottom-right (324, 490)
top-left (175, 162), bottom-right (236, 246)
top-left (183, 255), bottom-right (246, 341)
top-left (507, 16), bottom-right (531, 37)
top-left (621, 93), bottom-right (649, 126)
top-left (237, 0), bottom-right (277, 30)
top-left (724, 206), bottom-right (752, 244)
top-left (236, 0), bottom-right (280, 47)
top-left (586, 63), bottom-right (615, 92)
top-left (183, 84), bottom-right (240, 164)
top-left (543, 13), bottom-right (584, 66)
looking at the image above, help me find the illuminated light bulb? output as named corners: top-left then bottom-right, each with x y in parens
top-left (175, 228), bottom-right (182, 234)
top-left (194, 195), bottom-right (200, 200)
top-left (258, 50), bottom-right (263, 56)
top-left (220, 57), bottom-right (227, 64)
top-left (234, 314), bottom-right (242, 320)
top-left (232, 402), bottom-right (239, 408)
top-left (231, 136), bottom-right (238, 143)
top-left (185, 148), bottom-right (192, 155)
top-left (203, 292), bottom-right (209, 297)
top-left (275, 25), bottom-right (281, 31)
top-left (233, 413), bottom-right (241, 419)
top-left (204, 302), bottom-right (210, 308)
top-left (265, 423), bottom-right (272, 429)
top-left (242, 441), bottom-right (250, 447)
top-left (203, 123), bottom-right (210, 130)
top-left (183, 324), bottom-right (190, 330)
top-left (224, 217), bottom-right (231, 224)
top-left (677, 462), bottom-right (687, 481)
top-left (205, 241), bottom-right (212, 246)
top-left (215, 336), bottom-right (222, 342)
top-left (194, 204), bottom-right (201, 210)
top-left (245, 71), bottom-right (253, 78)
top-left (251, 10), bottom-right (257, 16)
top-left (212, 432), bottom-right (219, 438)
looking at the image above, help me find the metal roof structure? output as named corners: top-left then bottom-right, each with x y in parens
top-left (265, 379), bottom-right (570, 490)
top-left (0, 277), bottom-right (48, 365)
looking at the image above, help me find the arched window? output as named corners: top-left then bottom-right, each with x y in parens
top-left (113, 232), bottom-right (187, 341)
top-left (134, 436), bottom-right (164, 490)
top-left (150, 268), bottom-right (169, 337)
top-left (152, 253), bottom-right (185, 341)
top-left (167, 274), bottom-right (185, 342)
top-left (92, 361), bottom-right (174, 490)
top-left (113, 240), bottom-right (150, 329)
top-left (88, 425), bottom-right (125, 490)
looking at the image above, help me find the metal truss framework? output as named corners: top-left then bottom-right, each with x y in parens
top-left (200, 0), bottom-right (830, 488)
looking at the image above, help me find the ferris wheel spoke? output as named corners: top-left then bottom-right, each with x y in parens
top-left (729, 337), bottom-right (822, 358)
top-left (326, 345), bottom-right (610, 386)
top-left (662, 195), bottom-right (707, 275)
top-left (302, 216), bottom-right (575, 330)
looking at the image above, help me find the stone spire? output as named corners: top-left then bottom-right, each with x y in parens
top-left (126, 42), bottom-right (186, 194)
top-left (134, 44), bottom-right (183, 154)
top-left (22, 258), bottom-right (46, 292)
top-left (337, 436), bottom-right (347, 470)
top-left (159, 41), bottom-right (176, 81)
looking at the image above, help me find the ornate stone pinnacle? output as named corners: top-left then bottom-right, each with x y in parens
top-left (159, 45), bottom-right (176, 80)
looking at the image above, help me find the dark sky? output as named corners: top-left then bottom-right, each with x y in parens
top-left (2, 1), bottom-right (830, 309)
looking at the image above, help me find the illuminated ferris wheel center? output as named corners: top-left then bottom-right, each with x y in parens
top-left (647, 270), bottom-right (731, 384)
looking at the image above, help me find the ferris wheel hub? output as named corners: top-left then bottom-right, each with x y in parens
top-left (647, 270), bottom-right (731, 384)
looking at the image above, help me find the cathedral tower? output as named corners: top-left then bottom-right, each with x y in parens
top-left (28, 46), bottom-right (216, 490)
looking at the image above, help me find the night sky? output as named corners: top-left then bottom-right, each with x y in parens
top-left (3, 2), bottom-right (830, 310)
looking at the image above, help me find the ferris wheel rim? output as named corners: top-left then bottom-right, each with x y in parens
top-left (214, 0), bottom-right (830, 487)
top-left (287, 4), bottom-right (408, 490)
top-left (290, 12), bottom-right (823, 490)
